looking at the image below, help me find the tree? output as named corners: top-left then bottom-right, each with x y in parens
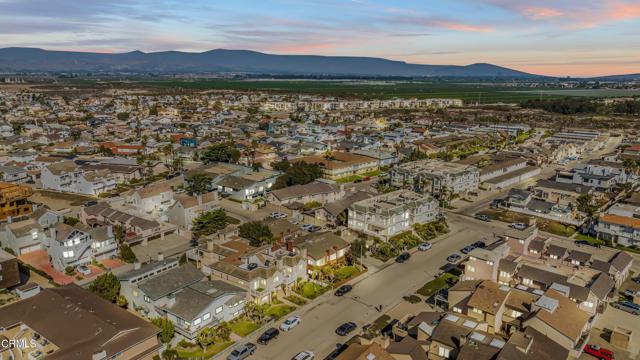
top-left (196, 327), bottom-right (216, 349)
top-left (192, 209), bottom-right (229, 237)
top-left (577, 194), bottom-right (597, 216)
top-left (116, 112), bottom-right (130, 120)
top-left (89, 272), bottom-right (120, 302)
top-left (152, 317), bottom-right (176, 344)
top-left (201, 143), bottom-right (240, 164)
top-left (119, 243), bottom-right (138, 263)
top-left (63, 216), bottom-right (80, 226)
top-left (215, 321), bottom-right (231, 342)
top-left (272, 162), bottom-right (323, 189)
top-left (98, 145), bottom-right (114, 156)
top-left (238, 221), bottom-right (274, 247)
top-left (185, 172), bottom-right (213, 195)
top-left (243, 301), bottom-right (269, 323)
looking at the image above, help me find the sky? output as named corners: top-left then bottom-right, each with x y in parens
top-left (1, 0), bottom-right (639, 77)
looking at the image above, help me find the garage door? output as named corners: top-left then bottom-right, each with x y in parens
top-left (19, 244), bottom-right (42, 255)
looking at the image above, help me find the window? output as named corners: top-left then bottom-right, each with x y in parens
top-left (215, 306), bottom-right (223, 314)
top-left (63, 250), bottom-right (74, 258)
top-left (438, 347), bottom-right (450, 358)
top-left (472, 307), bottom-right (483, 314)
top-left (32, 231), bottom-right (38, 240)
top-left (522, 278), bottom-right (532, 286)
top-left (203, 313), bottom-right (211, 320)
top-left (144, 295), bottom-right (151, 303)
top-left (583, 301), bottom-right (594, 308)
top-left (486, 261), bottom-right (494, 266)
top-left (467, 265), bottom-right (475, 272)
top-left (499, 271), bottom-right (510, 278)
top-left (193, 318), bottom-right (202, 325)
top-left (510, 310), bottom-right (523, 318)
top-left (74, 237), bottom-right (81, 245)
top-left (452, 307), bottom-right (462, 313)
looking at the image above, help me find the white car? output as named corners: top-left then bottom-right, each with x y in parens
top-left (292, 351), bottom-right (315, 360)
top-left (510, 223), bottom-right (527, 230)
top-left (76, 265), bottom-right (91, 276)
top-left (270, 212), bottom-right (287, 219)
top-left (418, 242), bottom-right (432, 251)
top-left (280, 315), bottom-right (301, 331)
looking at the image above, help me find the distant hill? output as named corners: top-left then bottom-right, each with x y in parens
top-left (590, 73), bottom-right (640, 81)
top-left (0, 47), bottom-right (540, 78)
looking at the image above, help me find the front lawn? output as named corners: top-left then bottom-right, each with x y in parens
top-left (293, 281), bottom-right (329, 299)
top-left (336, 175), bottom-right (363, 183)
top-left (176, 341), bottom-right (234, 358)
top-left (575, 234), bottom-right (605, 247)
top-left (335, 265), bottom-right (361, 281)
top-left (266, 304), bottom-right (296, 320)
top-left (285, 294), bottom-right (307, 306)
top-left (229, 318), bottom-right (261, 337)
top-left (539, 220), bottom-right (576, 237)
top-left (416, 273), bottom-right (458, 297)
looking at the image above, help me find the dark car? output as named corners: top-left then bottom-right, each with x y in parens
top-left (257, 328), bottom-right (279, 345)
top-left (472, 241), bottom-right (486, 249)
top-left (334, 284), bottom-right (353, 296)
top-left (335, 322), bottom-right (357, 336)
top-left (395, 252), bottom-right (411, 263)
top-left (325, 343), bottom-right (349, 360)
top-left (84, 200), bottom-right (98, 207)
top-left (460, 245), bottom-right (475, 254)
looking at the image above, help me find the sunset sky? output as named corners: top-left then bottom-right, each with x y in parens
top-left (1, 0), bottom-right (639, 77)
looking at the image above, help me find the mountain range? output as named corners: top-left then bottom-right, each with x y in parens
top-left (0, 47), bottom-right (540, 78)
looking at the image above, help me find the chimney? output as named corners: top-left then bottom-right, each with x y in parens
top-left (458, 335), bottom-right (468, 347)
top-left (157, 253), bottom-right (164, 262)
top-left (106, 225), bottom-right (113, 238)
top-left (197, 194), bottom-right (202, 206)
top-left (207, 239), bottom-right (214, 251)
top-left (134, 261), bottom-right (141, 270)
top-left (286, 240), bottom-right (293, 252)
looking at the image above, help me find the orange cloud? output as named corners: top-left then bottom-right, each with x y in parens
top-left (432, 20), bottom-right (493, 33)
top-left (608, 1), bottom-right (640, 19)
top-left (523, 6), bottom-right (564, 20)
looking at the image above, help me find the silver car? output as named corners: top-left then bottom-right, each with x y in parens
top-left (227, 343), bottom-right (256, 360)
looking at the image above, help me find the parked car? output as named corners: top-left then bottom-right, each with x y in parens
top-left (335, 322), bottom-right (357, 336)
top-left (227, 343), bottom-right (256, 360)
top-left (623, 289), bottom-right (637, 297)
top-left (325, 343), bottom-right (348, 360)
top-left (292, 351), bottom-right (315, 360)
top-left (510, 223), bottom-right (527, 230)
top-left (583, 344), bottom-right (614, 360)
top-left (418, 242), bottom-right (432, 251)
top-left (280, 316), bottom-right (301, 331)
top-left (612, 301), bottom-right (640, 315)
top-left (447, 254), bottom-right (462, 263)
top-left (300, 224), bottom-right (313, 231)
top-left (334, 284), bottom-right (353, 296)
top-left (307, 225), bottom-right (322, 232)
top-left (84, 200), bottom-right (98, 207)
top-left (257, 328), bottom-right (279, 345)
top-left (395, 252), bottom-right (411, 263)
top-left (474, 214), bottom-right (491, 222)
top-left (460, 245), bottom-right (475, 254)
top-left (270, 212), bottom-right (287, 219)
top-left (472, 241), bottom-right (485, 249)
top-left (76, 265), bottom-right (91, 276)
top-left (632, 277), bottom-right (640, 284)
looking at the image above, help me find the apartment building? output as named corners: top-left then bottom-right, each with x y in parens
top-left (0, 284), bottom-right (161, 360)
top-left (41, 160), bottom-right (116, 195)
top-left (293, 151), bottom-right (379, 180)
top-left (391, 160), bottom-right (479, 196)
top-left (348, 189), bottom-right (439, 240)
top-left (119, 262), bottom-right (246, 340)
top-left (268, 182), bottom-right (344, 206)
top-left (0, 182), bottom-right (32, 221)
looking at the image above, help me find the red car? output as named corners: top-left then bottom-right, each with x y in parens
top-left (584, 344), bottom-right (614, 360)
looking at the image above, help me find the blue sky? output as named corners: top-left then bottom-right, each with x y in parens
top-left (1, 0), bottom-right (639, 76)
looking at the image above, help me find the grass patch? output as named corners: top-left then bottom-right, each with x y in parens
top-left (336, 175), bottom-right (363, 183)
top-left (335, 265), bottom-right (361, 281)
top-left (284, 294), bottom-right (307, 306)
top-left (539, 221), bottom-right (576, 237)
top-left (176, 341), bottom-right (234, 358)
top-left (416, 273), bottom-right (458, 297)
top-left (293, 281), bottom-right (329, 299)
top-left (266, 304), bottom-right (296, 320)
top-left (371, 314), bottom-right (391, 332)
top-left (403, 295), bottom-right (423, 304)
top-left (575, 234), bottom-right (605, 247)
top-left (229, 318), bottom-right (261, 337)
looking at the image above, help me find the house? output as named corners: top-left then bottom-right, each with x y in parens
top-left (268, 182), bottom-right (345, 206)
top-left (47, 223), bottom-right (117, 271)
top-left (294, 231), bottom-right (350, 268)
top-left (216, 168), bottom-right (280, 201)
top-left (391, 160), bottom-right (479, 196)
top-left (532, 180), bottom-right (594, 207)
top-left (0, 182), bottom-right (33, 221)
top-left (0, 218), bottom-right (49, 255)
top-left (166, 191), bottom-right (219, 230)
top-left (596, 212), bottom-right (640, 247)
top-left (348, 189), bottom-right (439, 240)
top-left (127, 183), bottom-right (175, 216)
top-left (496, 327), bottom-right (569, 360)
top-left (316, 190), bottom-right (375, 227)
top-left (0, 248), bottom-right (20, 289)
top-left (0, 284), bottom-right (161, 360)
top-left (41, 160), bottom-right (116, 195)
top-left (0, 165), bottom-right (29, 183)
top-left (522, 289), bottom-right (591, 356)
top-left (335, 343), bottom-right (394, 360)
top-left (120, 262), bottom-right (246, 340)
